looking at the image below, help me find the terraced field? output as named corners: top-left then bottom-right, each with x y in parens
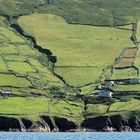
top-left (111, 68), bottom-right (137, 80)
top-left (109, 99), bottom-right (140, 112)
top-left (114, 47), bottom-right (137, 69)
top-left (0, 0), bottom-right (140, 132)
top-left (19, 14), bottom-right (133, 86)
top-left (0, 97), bottom-right (84, 120)
top-left (109, 21), bottom-right (140, 82)
top-left (85, 103), bottom-right (108, 118)
top-left (109, 46), bottom-right (139, 81)
top-left (0, 16), bottom-right (64, 94)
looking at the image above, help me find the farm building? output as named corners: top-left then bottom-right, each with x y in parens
top-left (97, 91), bottom-right (113, 98)
top-left (0, 90), bottom-right (12, 96)
top-left (105, 81), bottom-right (115, 87)
top-left (129, 78), bottom-right (140, 84)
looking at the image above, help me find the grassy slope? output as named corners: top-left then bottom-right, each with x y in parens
top-left (0, 0), bottom-right (140, 26)
top-left (0, 0), bottom-right (139, 127)
top-left (0, 0), bottom-right (44, 15)
top-left (0, 97), bottom-right (84, 122)
top-left (0, 17), bottom-right (64, 92)
top-left (18, 13), bottom-right (133, 86)
top-left (39, 0), bottom-right (140, 26)
top-left (0, 16), bottom-right (86, 124)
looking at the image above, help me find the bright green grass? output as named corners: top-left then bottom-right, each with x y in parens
top-left (18, 45), bottom-right (37, 56)
top-left (50, 99), bottom-right (84, 117)
top-left (111, 68), bottom-right (137, 80)
top-left (0, 27), bottom-right (25, 43)
top-left (109, 99), bottom-right (140, 112)
top-left (0, 97), bottom-right (50, 115)
top-left (110, 84), bottom-right (140, 91)
top-left (4, 55), bottom-right (27, 61)
top-left (0, 74), bottom-right (31, 87)
top-left (27, 72), bottom-right (40, 79)
top-left (19, 14), bottom-right (133, 86)
top-left (86, 104), bottom-right (108, 117)
top-left (29, 58), bottom-right (62, 82)
top-left (0, 33), bottom-right (8, 42)
top-left (0, 97), bottom-right (84, 118)
top-left (0, 44), bottom-right (18, 54)
top-left (80, 84), bottom-right (98, 95)
top-left (0, 56), bottom-right (7, 71)
top-left (18, 77), bottom-right (32, 87)
top-left (55, 67), bottom-right (101, 86)
top-left (7, 61), bottom-right (36, 74)
top-left (115, 25), bottom-right (132, 30)
top-left (0, 74), bottom-right (19, 86)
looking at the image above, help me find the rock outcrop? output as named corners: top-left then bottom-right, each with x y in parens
top-left (81, 115), bottom-right (140, 131)
top-left (0, 114), bottom-right (140, 132)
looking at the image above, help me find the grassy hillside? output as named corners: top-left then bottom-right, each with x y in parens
top-left (0, 0), bottom-right (139, 131)
top-left (0, 97), bottom-right (84, 123)
top-left (0, 0), bottom-right (140, 26)
top-left (0, 0), bottom-right (44, 15)
top-left (0, 16), bottom-right (65, 94)
top-left (19, 14), bottom-right (133, 86)
top-left (38, 0), bottom-right (140, 26)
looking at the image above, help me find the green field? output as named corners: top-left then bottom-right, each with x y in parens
top-left (109, 99), bottom-right (140, 112)
top-left (19, 14), bottom-right (133, 86)
top-left (0, 16), bottom-right (64, 91)
top-left (111, 68), bottom-right (137, 80)
top-left (0, 0), bottom-right (139, 131)
top-left (110, 84), bottom-right (140, 91)
top-left (0, 74), bottom-right (31, 87)
top-left (0, 97), bottom-right (84, 121)
top-left (7, 61), bottom-right (36, 74)
top-left (86, 103), bottom-right (108, 118)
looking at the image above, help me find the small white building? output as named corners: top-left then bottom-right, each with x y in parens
top-left (97, 91), bottom-right (113, 98)
top-left (105, 81), bottom-right (115, 87)
top-left (0, 90), bottom-right (12, 96)
top-left (129, 78), bottom-right (140, 84)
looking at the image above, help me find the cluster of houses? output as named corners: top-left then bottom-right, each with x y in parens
top-left (94, 78), bottom-right (140, 98)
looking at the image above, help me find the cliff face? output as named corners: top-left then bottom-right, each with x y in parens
top-left (0, 114), bottom-right (140, 132)
top-left (82, 115), bottom-right (140, 132)
top-left (0, 116), bottom-right (77, 132)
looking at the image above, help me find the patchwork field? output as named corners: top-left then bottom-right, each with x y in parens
top-left (0, 97), bottom-right (84, 122)
top-left (85, 103), bottom-right (108, 118)
top-left (111, 68), bottom-right (137, 80)
top-left (109, 21), bottom-right (140, 81)
top-left (110, 45), bottom-right (140, 81)
top-left (110, 84), bottom-right (140, 91)
top-left (114, 47), bottom-right (137, 69)
top-left (0, 17), bottom-right (64, 93)
top-left (0, 0), bottom-right (140, 132)
top-left (109, 99), bottom-right (140, 112)
top-left (19, 14), bottom-right (133, 86)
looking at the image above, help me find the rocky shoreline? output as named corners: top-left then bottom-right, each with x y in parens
top-left (0, 114), bottom-right (140, 132)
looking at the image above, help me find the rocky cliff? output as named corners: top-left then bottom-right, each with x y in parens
top-left (1, 114), bottom-right (140, 132)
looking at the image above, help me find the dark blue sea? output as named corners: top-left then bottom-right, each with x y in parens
top-left (0, 132), bottom-right (140, 140)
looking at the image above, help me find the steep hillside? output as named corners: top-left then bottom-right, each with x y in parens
top-left (38, 0), bottom-right (140, 26)
top-left (0, 0), bottom-right (139, 132)
top-left (18, 14), bottom-right (133, 86)
top-left (0, 0), bottom-right (140, 25)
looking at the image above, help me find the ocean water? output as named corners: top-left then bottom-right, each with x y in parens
top-left (0, 132), bottom-right (140, 140)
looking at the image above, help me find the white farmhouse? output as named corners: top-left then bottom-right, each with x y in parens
top-left (0, 90), bottom-right (12, 97)
top-left (98, 91), bottom-right (113, 98)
